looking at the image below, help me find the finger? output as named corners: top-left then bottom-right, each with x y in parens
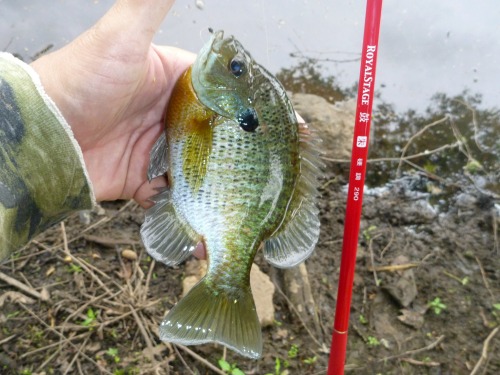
top-left (134, 176), bottom-right (168, 209)
top-left (77, 0), bottom-right (176, 61)
top-left (152, 45), bottom-right (196, 94)
top-left (192, 242), bottom-right (207, 260)
top-left (107, 0), bottom-right (176, 44)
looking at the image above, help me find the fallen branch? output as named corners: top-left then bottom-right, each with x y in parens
top-left (18, 303), bottom-right (112, 374)
top-left (367, 263), bottom-right (420, 272)
top-left (470, 326), bottom-right (500, 375)
top-left (400, 357), bottom-right (440, 367)
top-left (321, 140), bottom-right (459, 164)
top-left (0, 271), bottom-right (50, 302)
top-left (378, 335), bottom-right (445, 362)
top-left (83, 234), bottom-right (141, 248)
top-left (274, 283), bottom-right (323, 348)
top-left (129, 304), bottom-right (155, 360)
top-left (176, 344), bottom-right (226, 375)
top-left (19, 332), bottom-right (90, 359)
top-left (475, 256), bottom-right (495, 302)
top-left (396, 116), bottom-right (450, 178)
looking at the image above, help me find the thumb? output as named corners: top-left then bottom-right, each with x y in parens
top-left (81, 0), bottom-right (175, 59)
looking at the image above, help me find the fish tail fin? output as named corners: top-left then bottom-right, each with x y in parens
top-left (160, 278), bottom-right (262, 359)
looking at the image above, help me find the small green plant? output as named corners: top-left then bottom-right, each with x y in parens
top-left (366, 336), bottom-right (380, 347)
top-left (110, 327), bottom-right (119, 338)
top-left (67, 263), bottom-right (82, 273)
top-left (428, 297), bottom-right (447, 315)
top-left (464, 158), bottom-right (483, 173)
top-left (106, 347), bottom-right (120, 364)
top-left (359, 314), bottom-right (368, 325)
top-left (29, 326), bottom-right (45, 345)
top-left (81, 308), bottom-right (98, 327)
top-left (303, 356), bottom-right (317, 365)
top-left (20, 369), bottom-right (33, 375)
top-left (6, 310), bottom-right (20, 319)
top-left (423, 160), bottom-right (437, 174)
top-left (265, 358), bottom-right (288, 375)
top-left (362, 225), bottom-right (378, 241)
top-left (218, 359), bottom-right (245, 375)
top-left (492, 303), bottom-right (500, 321)
top-left (287, 344), bottom-right (299, 359)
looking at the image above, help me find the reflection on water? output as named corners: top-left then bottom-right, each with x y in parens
top-left (1, 0), bottom-right (499, 112)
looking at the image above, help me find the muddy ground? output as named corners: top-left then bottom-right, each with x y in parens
top-left (0, 156), bottom-right (498, 375)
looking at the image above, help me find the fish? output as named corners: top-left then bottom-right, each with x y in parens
top-left (140, 30), bottom-right (322, 359)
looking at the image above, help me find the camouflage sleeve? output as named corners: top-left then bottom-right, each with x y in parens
top-left (0, 53), bottom-right (95, 260)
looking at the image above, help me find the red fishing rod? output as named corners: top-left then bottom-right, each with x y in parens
top-left (328, 1), bottom-right (383, 374)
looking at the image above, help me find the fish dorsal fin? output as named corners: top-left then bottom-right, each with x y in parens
top-left (159, 277), bottom-right (263, 359)
top-left (147, 134), bottom-right (168, 181)
top-left (140, 191), bottom-right (200, 265)
top-left (264, 125), bottom-right (323, 268)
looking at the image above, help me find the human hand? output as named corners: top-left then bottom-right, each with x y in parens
top-left (31, 0), bottom-right (195, 208)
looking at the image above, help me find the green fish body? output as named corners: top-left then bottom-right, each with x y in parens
top-left (141, 30), bottom-right (321, 359)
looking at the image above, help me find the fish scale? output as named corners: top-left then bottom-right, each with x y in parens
top-left (141, 30), bottom-right (322, 359)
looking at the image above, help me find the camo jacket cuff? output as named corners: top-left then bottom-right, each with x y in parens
top-left (0, 52), bottom-right (95, 260)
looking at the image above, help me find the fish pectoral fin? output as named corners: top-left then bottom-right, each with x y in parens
top-left (140, 190), bottom-right (199, 266)
top-left (159, 278), bottom-right (263, 359)
top-left (264, 128), bottom-right (323, 268)
top-left (264, 197), bottom-right (320, 268)
top-left (147, 134), bottom-right (168, 181)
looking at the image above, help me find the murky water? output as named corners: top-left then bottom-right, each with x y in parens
top-left (1, 0), bottom-right (499, 112)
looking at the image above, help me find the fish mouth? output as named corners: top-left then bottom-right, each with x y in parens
top-left (195, 29), bottom-right (225, 79)
top-left (208, 29), bottom-right (225, 54)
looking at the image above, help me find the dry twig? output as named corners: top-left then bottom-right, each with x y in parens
top-left (400, 357), bottom-right (440, 367)
top-left (176, 344), bottom-right (226, 375)
top-left (129, 304), bottom-right (155, 360)
top-left (18, 303), bottom-right (112, 374)
top-left (0, 270), bottom-right (49, 301)
top-left (274, 283), bottom-right (323, 347)
top-left (396, 116), bottom-right (450, 178)
top-left (367, 263), bottom-right (420, 272)
top-left (475, 256), bottom-right (495, 302)
top-left (470, 326), bottom-right (500, 375)
top-left (378, 334), bottom-right (445, 362)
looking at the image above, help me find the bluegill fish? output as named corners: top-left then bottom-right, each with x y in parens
top-left (141, 30), bottom-right (322, 359)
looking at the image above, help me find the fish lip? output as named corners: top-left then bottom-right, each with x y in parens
top-left (197, 29), bottom-right (224, 73)
top-left (209, 30), bottom-right (225, 54)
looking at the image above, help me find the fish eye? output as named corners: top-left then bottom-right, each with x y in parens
top-left (238, 108), bottom-right (259, 132)
top-left (229, 58), bottom-right (245, 77)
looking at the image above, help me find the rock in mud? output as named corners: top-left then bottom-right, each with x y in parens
top-left (382, 255), bottom-right (418, 307)
top-left (397, 307), bottom-right (426, 329)
top-left (290, 93), bottom-right (355, 159)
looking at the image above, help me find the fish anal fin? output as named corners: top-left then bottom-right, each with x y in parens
top-left (160, 278), bottom-right (262, 359)
top-left (140, 191), bottom-right (199, 266)
top-left (264, 123), bottom-right (323, 268)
